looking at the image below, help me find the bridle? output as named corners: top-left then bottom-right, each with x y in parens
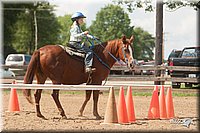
top-left (89, 36), bottom-right (129, 69)
top-left (86, 36), bottom-right (131, 85)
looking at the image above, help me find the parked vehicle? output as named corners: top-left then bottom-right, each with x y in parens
top-left (0, 68), bottom-right (15, 84)
top-left (141, 60), bottom-right (155, 75)
top-left (168, 49), bottom-right (182, 61)
top-left (5, 54), bottom-right (31, 66)
top-left (167, 49), bottom-right (182, 75)
top-left (168, 46), bottom-right (200, 88)
top-left (110, 59), bottom-right (141, 75)
top-left (5, 54), bottom-right (31, 76)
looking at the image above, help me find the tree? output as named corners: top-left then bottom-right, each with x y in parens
top-left (36, 2), bottom-right (60, 48)
top-left (133, 27), bottom-right (155, 61)
top-left (57, 15), bottom-right (72, 45)
top-left (112, 0), bottom-right (199, 12)
top-left (3, 1), bottom-right (60, 58)
top-left (89, 4), bottom-right (132, 42)
top-left (57, 14), bottom-right (87, 45)
top-left (3, 3), bottom-right (33, 57)
top-left (89, 4), bottom-right (155, 60)
top-left (12, 11), bottom-right (33, 54)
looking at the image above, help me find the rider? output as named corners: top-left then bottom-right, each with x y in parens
top-left (69, 12), bottom-right (96, 73)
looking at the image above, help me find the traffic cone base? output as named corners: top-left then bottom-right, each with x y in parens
top-left (159, 85), bottom-right (167, 119)
top-left (101, 87), bottom-right (118, 124)
top-left (147, 85), bottom-right (160, 119)
top-left (117, 86), bottom-right (129, 124)
top-left (126, 86), bottom-right (136, 123)
top-left (7, 81), bottom-right (20, 112)
top-left (166, 87), bottom-right (175, 119)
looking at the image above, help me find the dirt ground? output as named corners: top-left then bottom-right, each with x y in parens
top-left (1, 89), bottom-right (199, 132)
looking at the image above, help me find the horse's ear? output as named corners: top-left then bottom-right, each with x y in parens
top-left (122, 35), bottom-right (126, 44)
top-left (129, 35), bottom-right (134, 43)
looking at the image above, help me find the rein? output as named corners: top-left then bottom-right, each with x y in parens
top-left (88, 35), bottom-right (128, 68)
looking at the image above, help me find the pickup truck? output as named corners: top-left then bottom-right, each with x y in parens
top-left (168, 46), bottom-right (200, 88)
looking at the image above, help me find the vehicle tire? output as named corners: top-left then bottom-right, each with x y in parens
top-left (185, 83), bottom-right (192, 88)
top-left (172, 82), bottom-right (181, 88)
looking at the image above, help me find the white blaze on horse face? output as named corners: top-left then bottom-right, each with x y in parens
top-left (128, 45), bottom-right (134, 68)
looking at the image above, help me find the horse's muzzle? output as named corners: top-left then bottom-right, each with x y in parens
top-left (128, 59), bottom-right (136, 70)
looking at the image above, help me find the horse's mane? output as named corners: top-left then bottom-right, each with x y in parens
top-left (93, 39), bottom-right (120, 54)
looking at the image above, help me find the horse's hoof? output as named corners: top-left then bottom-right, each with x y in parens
top-left (78, 111), bottom-right (83, 117)
top-left (61, 115), bottom-right (67, 120)
top-left (37, 115), bottom-right (48, 120)
top-left (78, 114), bottom-right (83, 117)
top-left (95, 115), bottom-right (102, 120)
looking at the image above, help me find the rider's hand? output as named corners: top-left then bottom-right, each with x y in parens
top-left (94, 36), bottom-right (100, 40)
top-left (83, 31), bottom-right (89, 35)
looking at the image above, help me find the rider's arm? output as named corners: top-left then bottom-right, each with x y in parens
top-left (70, 26), bottom-right (87, 38)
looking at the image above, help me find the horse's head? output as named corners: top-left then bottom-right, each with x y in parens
top-left (118, 35), bottom-right (136, 69)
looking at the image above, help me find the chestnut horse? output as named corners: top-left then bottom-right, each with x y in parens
top-left (23, 35), bottom-right (135, 120)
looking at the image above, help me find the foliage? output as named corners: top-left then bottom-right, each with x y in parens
top-left (57, 15), bottom-right (87, 45)
top-left (133, 27), bottom-right (155, 61)
top-left (89, 4), bottom-right (155, 60)
top-left (12, 12), bottom-right (33, 54)
top-left (57, 15), bottom-right (72, 45)
top-left (36, 2), bottom-right (60, 48)
top-left (3, 1), bottom-right (60, 59)
top-left (89, 4), bottom-right (132, 42)
top-left (112, 0), bottom-right (199, 12)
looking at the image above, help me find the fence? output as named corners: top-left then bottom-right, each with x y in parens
top-left (1, 65), bottom-right (200, 84)
top-left (0, 83), bottom-right (112, 90)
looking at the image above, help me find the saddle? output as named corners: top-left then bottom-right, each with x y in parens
top-left (58, 44), bottom-right (85, 58)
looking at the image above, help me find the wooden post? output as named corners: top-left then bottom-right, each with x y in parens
top-left (154, 0), bottom-right (163, 85)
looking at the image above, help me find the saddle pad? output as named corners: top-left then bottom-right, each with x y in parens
top-left (58, 45), bottom-right (85, 58)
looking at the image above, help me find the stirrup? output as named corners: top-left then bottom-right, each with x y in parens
top-left (85, 67), bottom-right (96, 73)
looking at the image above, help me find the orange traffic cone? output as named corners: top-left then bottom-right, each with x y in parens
top-left (101, 87), bottom-right (118, 124)
top-left (147, 85), bottom-right (160, 119)
top-left (159, 85), bottom-right (167, 119)
top-left (8, 81), bottom-right (20, 112)
top-left (117, 86), bottom-right (129, 124)
top-left (126, 86), bottom-right (136, 123)
top-left (166, 86), bottom-right (175, 119)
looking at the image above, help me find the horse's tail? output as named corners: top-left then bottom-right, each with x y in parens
top-left (23, 50), bottom-right (40, 104)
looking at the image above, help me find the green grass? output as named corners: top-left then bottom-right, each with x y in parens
top-left (2, 88), bottom-right (198, 97)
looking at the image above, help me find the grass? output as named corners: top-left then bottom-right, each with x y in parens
top-left (2, 87), bottom-right (199, 97)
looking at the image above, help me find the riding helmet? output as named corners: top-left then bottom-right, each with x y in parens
top-left (71, 12), bottom-right (86, 21)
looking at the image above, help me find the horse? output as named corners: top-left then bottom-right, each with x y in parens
top-left (23, 35), bottom-right (135, 120)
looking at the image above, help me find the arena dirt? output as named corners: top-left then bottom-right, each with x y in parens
top-left (2, 89), bottom-right (199, 132)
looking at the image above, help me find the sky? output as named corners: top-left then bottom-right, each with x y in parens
top-left (49, 0), bottom-right (198, 60)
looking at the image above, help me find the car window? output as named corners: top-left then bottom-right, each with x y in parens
top-left (168, 50), bottom-right (181, 59)
top-left (195, 48), bottom-right (200, 57)
top-left (7, 56), bottom-right (23, 61)
top-left (182, 48), bottom-right (197, 57)
top-left (25, 56), bottom-right (31, 62)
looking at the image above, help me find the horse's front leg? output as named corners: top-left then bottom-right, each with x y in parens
top-left (79, 90), bottom-right (92, 116)
top-left (51, 89), bottom-right (67, 119)
top-left (34, 89), bottom-right (46, 119)
top-left (93, 90), bottom-right (102, 119)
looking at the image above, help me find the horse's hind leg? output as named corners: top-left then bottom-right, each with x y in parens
top-left (93, 90), bottom-right (102, 119)
top-left (51, 89), bottom-right (67, 119)
top-left (34, 74), bottom-right (47, 119)
top-left (34, 89), bottom-right (45, 118)
top-left (79, 90), bottom-right (92, 116)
